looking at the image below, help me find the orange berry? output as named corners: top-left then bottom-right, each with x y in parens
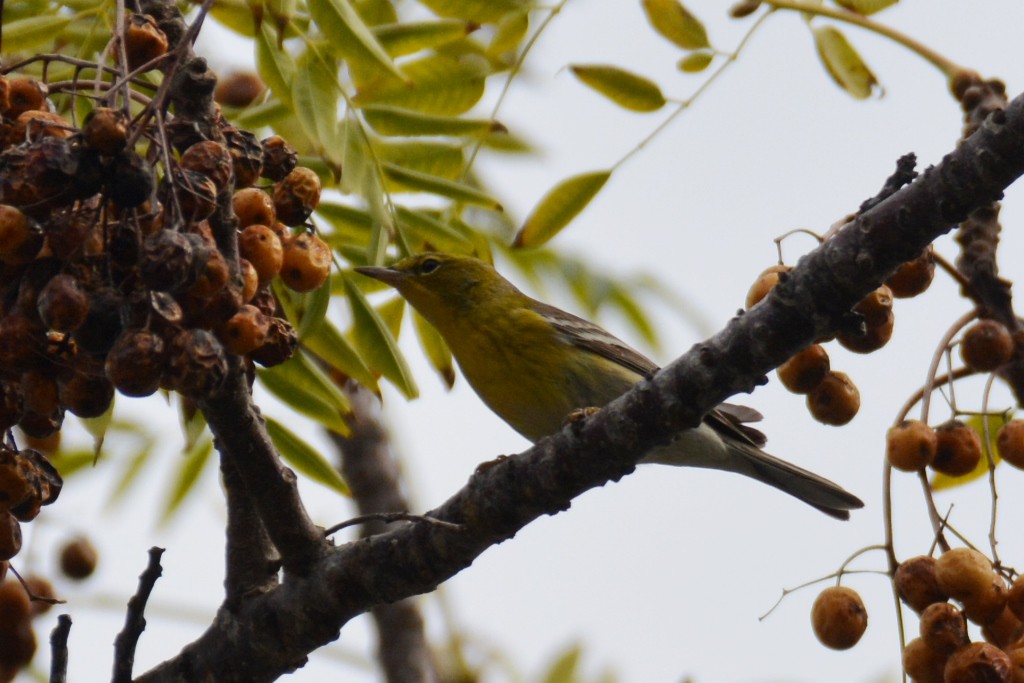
top-left (280, 232), bottom-right (331, 292)
top-left (124, 13), bottom-right (168, 71)
top-left (238, 224), bottom-right (283, 285)
top-left (932, 420), bottom-right (983, 477)
top-left (886, 420), bottom-right (938, 472)
top-left (997, 420), bottom-right (1024, 469)
top-left (777, 344), bottom-right (829, 394)
top-left (886, 246), bottom-right (935, 298)
top-left (894, 556), bottom-right (947, 612)
top-left (806, 371), bottom-right (860, 426)
top-left (232, 187), bottom-right (276, 229)
top-left (935, 548), bottom-right (993, 603)
top-left (811, 586), bottom-right (867, 650)
top-left (944, 642), bottom-right (1012, 683)
top-left (961, 319), bottom-right (1015, 372)
top-left (919, 602), bottom-right (968, 654)
top-left (214, 71), bottom-right (266, 108)
top-left (902, 637), bottom-right (947, 683)
top-left (744, 264), bottom-right (790, 309)
top-left (272, 167), bottom-right (321, 226)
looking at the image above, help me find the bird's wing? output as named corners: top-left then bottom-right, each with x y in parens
top-left (532, 300), bottom-right (659, 378)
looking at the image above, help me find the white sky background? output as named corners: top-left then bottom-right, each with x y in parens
top-left (18, 2), bottom-right (1024, 682)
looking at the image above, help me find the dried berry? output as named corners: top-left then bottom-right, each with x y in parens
top-left (5, 78), bottom-right (46, 118)
top-left (902, 637), bottom-right (946, 683)
top-left (935, 548), bottom-right (994, 603)
top-left (218, 304), bottom-right (269, 355)
top-left (0, 511), bottom-right (21, 562)
top-left (105, 328), bottom-right (167, 397)
top-left (224, 126), bottom-right (263, 188)
top-left (124, 14), bottom-right (169, 71)
top-left (0, 204), bottom-right (43, 265)
top-left (944, 642), bottom-right (1012, 683)
top-left (249, 316), bottom-right (297, 367)
top-left (920, 602), bottom-right (968, 654)
top-left (106, 149), bottom-right (154, 208)
top-left (37, 274), bottom-right (88, 333)
top-left (214, 71), bottom-right (266, 108)
top-left (272, 167), bottom-right (321, 226)
top-left (165, 328), bottom-right (228, 399)
top-left (777, 344), bottom-right (830, 394)
top-left (81, 106), bottom-right (129, 156)
top-left (997, 420), bottom-right (1024, 469)
top-left (179, 140), bottom-right (233, 192)
top-left (260, 135), bottom-right (297, 181)
top-left (239, 224), bottom-right (283, 284)
top-left (887, 246), bottom-right (936, 298)
top-left (233, 187), bottom-right (276, 229)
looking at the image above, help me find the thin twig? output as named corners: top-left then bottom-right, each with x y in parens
top-left (112, 547), bottom-right (165, 683)
top-left (49, 614), bottom-right (72, 683)
top-left (324, 512), bottom-right (464, 537)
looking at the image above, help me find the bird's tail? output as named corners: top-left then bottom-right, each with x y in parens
top-left (723, 441), bottom-right (864, 520)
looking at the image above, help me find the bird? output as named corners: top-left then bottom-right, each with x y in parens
top-left (355, 252), bottom-right (863, 519)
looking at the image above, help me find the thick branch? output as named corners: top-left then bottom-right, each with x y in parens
top-left (135, 92), bottom-right (1024, 682)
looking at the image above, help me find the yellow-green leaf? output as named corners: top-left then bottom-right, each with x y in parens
top-left (570, 65), bottom-right (666, 113)
top-left (678, 50), bottom-right (714, 73)
top-left (515, 170), bottom-right (612, 248)
top-left (210, 0), bottom-right (261, 37)
top-left (833, 0), bottom-right (898, 15)
top-left (292, 53), bottom-right (342, 160)
top-left (395, 206), bottom-right (475, 253)
top-left (641, 0), bottom-right (709, 50)
top-left (487, 10), bottom-right (529, 61)
top-left (256, 23), bottom-right (296, 106)
top-left (161, 437), bottom-right (215, 524)
top-left (354, 52), bottom-right (487, 115)
top-left (362, 105), bottom-right (504, 137)
top-left (416, 0), bottom-right (526, 23)
top-left (378, 139), bottom-right (464, 179)
top-left (413, 310), bottom-right (455, 388)
top-left (541, 644), bottom-right (583, 683)
top-left (2, 15), bottom-right (73, 51)
top-left (265, 417), bottom-right (350, 495)
top-left (373, 19), bottom-right (476, 57)
top-left (317, 201), bottom-right (374, 244)
top-left (344, 275), bottom-right (418, 398)
top-left (301, 318), bottom-right (380, 393)
top-left (813, 25), bottom-right (879, 99)
top-left (337, 117), bottom-right (389, 230)
top-left (257, 352), bottom-right (352, 435)
top-left (307, 0), bottom-right (404, 80)
top-left (382, 163), bottom-right (502, 209)
top-left (932, 413), bottom-right (1011, 491)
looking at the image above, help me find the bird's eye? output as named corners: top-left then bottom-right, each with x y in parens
top-left (419, 258), bottom-right (441, 275)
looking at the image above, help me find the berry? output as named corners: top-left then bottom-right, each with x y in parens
top-left (105, 328), bottom-right (167, 397)
top-left (218, 304), bottom-right (269, 355)
top-left (894, 556), bottom-right (947, 613)
top-left (81, 107), bottom-right (129, 156)
top-left (232, 187), bottom-right (276, 229)
top-left (902, 637), bottom-right (947, 683)
top-left (0, 512), bottom-right (21, 562)
top-left (37, 274), bottom-right (88, 333)
top-left (280, 232), bottom-right (331, 292)
top-left (932, 420), bottom-right (983, 477)
top-left (238, 224), bottom-right (283, 284)
top-left (272, 167), bottom-right (321, 226)
top-left (961, 319), bottom-right (1014, 372)
top-left (124, 14), bottom-right (169, 72)
top-left (997, 420), bottom-right (1024, 469)
top-left (838, 285), bottom-right (894, 353)
top-left (214, 71), bottom-right (266, 108)
top-left (744, 264), bottom-right (790, 309)
top-left (179, 141), bottom-right (233, 192)
top-left (59, 536), bottom-right (98, 580)
top-left (811, 586), bottom-right (867, 650)
top-left (4, 78), bottom-right (46, 118)
top-left (935, 548), bottom-right (994, 603)
top-left (886, 420), bottom-right (938, 472)
top-left (806, 371), bottom-right (860, 426)
top-left (777, 344), bottom-right (829, 394)
top-left (260, 135), bottom-right (297, 181)
top-left (919, 602), bottom-right (968, 654)
top-left (887, 246), bottom-right (935, 298)
top-left (943, 642), bottom-right (1012, 683)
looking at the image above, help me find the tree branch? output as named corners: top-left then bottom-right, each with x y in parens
top-left (134, 91), bottom-right (1024, 682)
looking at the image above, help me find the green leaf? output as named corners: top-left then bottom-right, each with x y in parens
top-left (317, 201), bottom-right (375, 244)
top-left (354, 52), bottom-right (487, 115)
top-left (487, 10), bottom-right (529, 61)
top-left (362, 105), bottom-right (504, 137)
top-left (307, 0), bottom-right (405, 80)
top-left (48, 449), bottom-right (100, 479)
top-left (256, 23), bottom-right (297, 106)
top-left (297, 277), bottom-right (332, 340)
top-left (373, 19), bottom-right (476, 57)
top-left (570, 65), bottom-right (666, 112)
top-left (257, 352), bottom-right (352, 435)
top-left (395, 206), bottom-right (475, 253)
top-left (161, 437), bottom-right (215, 524)
top-left (641, 0), bottom-right (710, 50)
top-left (542, 643), bottom-right (582, 683)
top-left (932, 413), bottom-right (1011, 491)
top-left (378, 139), bottom-right (465, 180)
top-left (265, 417), bottom-right (350, 495)
top-left (413, 310), bottom-right (455, 389)
top-left (382, 163), bottom-right (503, 209)
top-left (80, 400), bottom-right (115, 458)
top-left (415, 0), bottom-right (526, 23)
top-left (344, 275), bottom-right (418, 398)
top-left (515, 170), bottom-right (612, 248)
top-left (301, 318), bottom-right (380, 393)
top-left (813, 25), bottom-right (879, 99)
top-left (2, 15), bottom-right (73, 51)
top-left (292, 53), bottom-right (343, 161)
top-left (677, 50), bottom-right (714, 73)
top-left (832, 0), bottom-right (898, 15)
top-left (210, 0), bottom-right (261, 37)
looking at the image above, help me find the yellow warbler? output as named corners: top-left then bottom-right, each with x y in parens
top-left (355, 253), bottom-right (862, 519)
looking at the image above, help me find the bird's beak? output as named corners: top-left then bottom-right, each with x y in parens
top-left (353, 265), bottom-right (406, 287)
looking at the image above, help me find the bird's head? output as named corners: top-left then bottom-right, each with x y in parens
top-left (355, 252), bottom-right (523, 329)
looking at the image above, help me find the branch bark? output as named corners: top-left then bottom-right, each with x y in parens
top-left (134, 90), bottom-right (1024, 682)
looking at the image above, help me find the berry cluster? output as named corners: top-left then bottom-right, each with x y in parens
top-left (747, 246), bottom-right (936, 427)
top-left (896, 549), bottom-right (1024, 683)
